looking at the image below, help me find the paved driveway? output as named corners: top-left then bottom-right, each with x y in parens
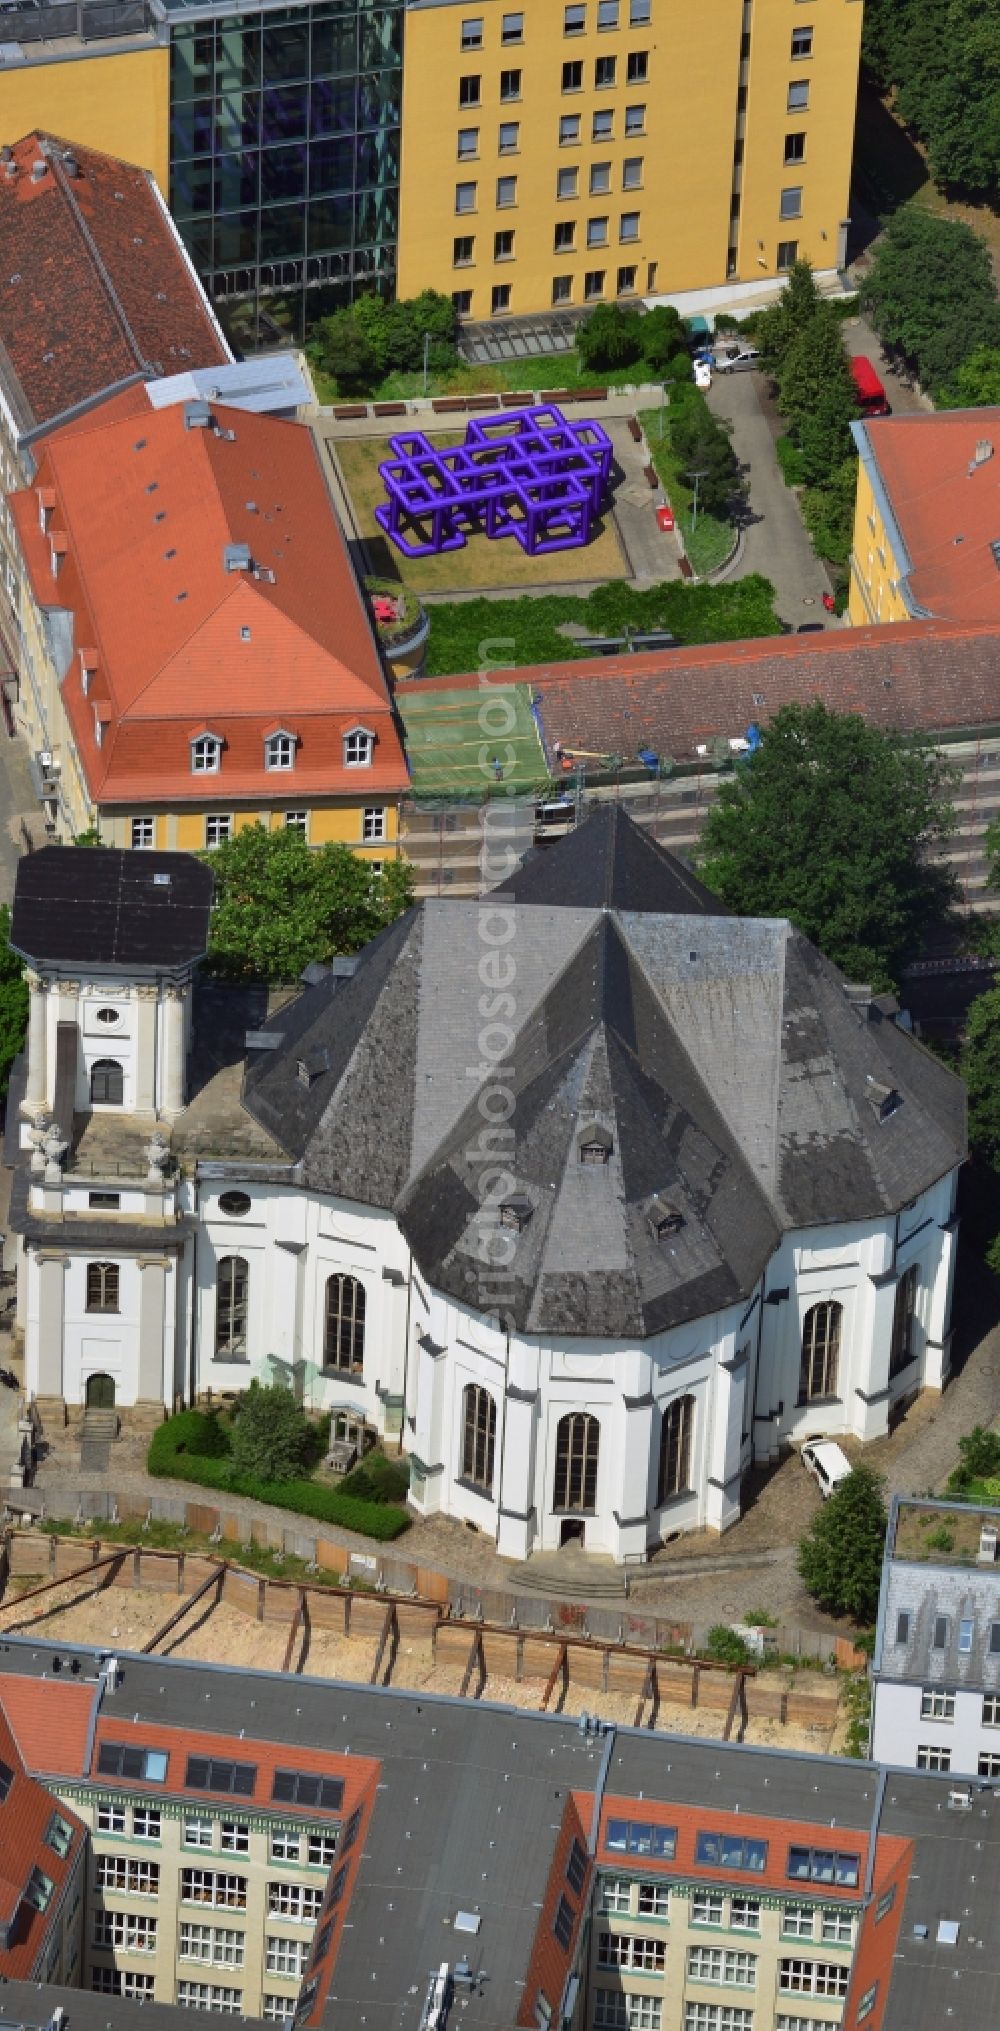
top-left (705, 369), bottom-right (834, 627)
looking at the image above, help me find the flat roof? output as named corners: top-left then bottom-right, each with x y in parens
top-left (0, 1637), bottom-right (994, 2031)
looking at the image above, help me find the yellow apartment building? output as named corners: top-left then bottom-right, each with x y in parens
top-left (396, 0), bottom-right (863, 319)
top-left (849, 409), bottom-right (1000, 629)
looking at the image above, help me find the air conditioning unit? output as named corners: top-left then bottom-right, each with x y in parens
top-left (38, 750), bottom-right (53, 770)
top-left (978, 1524), bottom-right (998, 1564)
top-left (947, 1787), bottom-right (973, 1812)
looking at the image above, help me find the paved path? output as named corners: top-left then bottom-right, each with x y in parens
top-left (314, 390), bottom-right (662, 441)
top-left (704, 369), bottom-right (834, 625)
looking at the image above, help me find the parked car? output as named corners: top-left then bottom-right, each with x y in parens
top-left (713, 341), bottom-right (761, 374)
top-left (849, 355), bottom-right (891, 418)
top-left (800, 1439), bottom-right (852, 1499)
top-left (796, 622), bottom-right (826, 633)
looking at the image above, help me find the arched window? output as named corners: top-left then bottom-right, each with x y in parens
top-left (890, 1264), bottom-right (919, 1378)
top-left (554, 1412), bottom-right (600, 1512)
top-left (86, 1263), bottom-right (119, 1314)
top-left (216, 1256), bottom-right (248, 1358)
top-left (461, 1385), bottom-right (496, 1493)
top-left (90, 1059), bottom-right (124, 1105)
top-left (324, 1275), bottom-right (365, 1373)
top-left (658, 1394), bottom-right (694, 1505)
top-left (799, 1301), bottom-right (842, 1403)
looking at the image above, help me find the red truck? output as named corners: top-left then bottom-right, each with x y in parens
top-left (850, 355), bottom-right (891, 418)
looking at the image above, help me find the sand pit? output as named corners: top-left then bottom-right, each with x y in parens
top-left (0, 1568), bottom-right (841, 1751)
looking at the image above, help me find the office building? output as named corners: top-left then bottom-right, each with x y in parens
top-left (0, 1631), bottom-right (993, 2031)
top-left (871, 1495), bottom-right (1000, 1780)
top-left (397, 0), bottom-right (862, 320)
top-left (0, 0), bottom-right (860, 337)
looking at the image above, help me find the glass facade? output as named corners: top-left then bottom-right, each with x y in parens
top-left (168, 0), bottom-right (403, 345)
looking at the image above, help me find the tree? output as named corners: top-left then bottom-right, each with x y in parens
top-left (639, 305), bottom-right (687, 374)
top-left (861, 206), bottom-right (1000, 395)
top-left (577, 303), bottom-right (643, 371)
top-left (778, 307), bottom-right (858, 485)
top-left (941, 345), bottom-right (1000, 407)
top-left (756, 259), bottom-right (822, 376)
top-left (800, 457), bottom-right (859, 568)
top-left (202, 825), bottom-right (414, 982)
top-left (961, 986), bottom-right (1000, 1166)
top-left (230, 1382), bottom-right (311, 1482)
top-left (0, 905), bottom-right (27, 1100)
top-left (698, 701), bottom-right (957, 988)
top-left (668, 389), bottom-right (740, 515)
top-left (311, 311), bottom-right (379, 396)
top-left (864, 0), bottom-right (1000, 195)
top-left (797, 1466), bottom-right (888, 1624)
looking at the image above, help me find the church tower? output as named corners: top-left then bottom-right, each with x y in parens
top-left (9, 849), bottom-right (213, 1430)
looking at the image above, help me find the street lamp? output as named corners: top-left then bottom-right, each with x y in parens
top-left (684, 466), bottom-right (710, 528)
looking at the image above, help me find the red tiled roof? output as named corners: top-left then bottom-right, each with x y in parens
top-left (90, 1712), bottom-right (380, 1815)
top-left (860, 410), bottom-right (1000, 622)
top-left (410, 619), bottom-right (1000, 765)
top-left (0, 1677), bottom-right (95, 1778)
top-left (0, 1697), bottom-right (86, 1979)
top-left (10, 395), bottom-right (409, 804)
top-left (0, 131), bottom-right (228, 431)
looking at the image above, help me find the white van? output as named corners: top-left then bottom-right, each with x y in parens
top-left (800, 1439), bottom-right (852, 1499)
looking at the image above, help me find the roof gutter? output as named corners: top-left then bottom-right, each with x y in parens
top-left (587, 1723), bottom-right (616, 1855)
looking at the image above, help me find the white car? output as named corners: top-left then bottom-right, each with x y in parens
top-left (713, 341), bottom-right (761, 374)
top-left (800, 1439), bottom-right (852, 1499)
top-left (693, 359), bottom-right (713, 390)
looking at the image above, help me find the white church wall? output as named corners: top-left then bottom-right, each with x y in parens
top-left (61, 1253), bottom-right (142, 1407)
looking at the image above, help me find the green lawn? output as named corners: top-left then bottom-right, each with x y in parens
top-left (421, 578), bottom-right (782, 679)
top-left (647, 428), bottom-right (737, 577)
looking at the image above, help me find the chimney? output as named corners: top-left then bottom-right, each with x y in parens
top-left (30, 160), bottom-right (46, 184)
top-left (62, 152), bottom-right (79, 179)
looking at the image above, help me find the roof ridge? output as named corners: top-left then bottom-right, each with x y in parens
top-left (41, 142), bottom-right (154, 377)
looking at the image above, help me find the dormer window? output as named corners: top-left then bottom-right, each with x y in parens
top-left (647, 1195), bottom-right (684, 1240)
top-left (265, 731), bottom-right (296, 772)
top-left (191, 734), bottom-right (222, 774)
top-left (499, 1194), bottom-right (533, 1232)
top-left (344, 728), bottom-right (374, 768)
top-left (866, 1077), bottom-right (901, 1123)
top-left (578, 1123), bottom-right (612, 1165)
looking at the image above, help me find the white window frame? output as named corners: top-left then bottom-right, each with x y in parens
top-left (265, 732), bottom-right (296, 772)
top-left (344, 728), bottom-right (375, 768)
top-left (191, 736), bottom-right (222, 774)
top-left (267, 1881), bottom-right (324, 1922)
top-left (265, 1936), bottom-right (311, 1978)
top-left (184, 1818), bottom-right (215, 1850)
top-left (920, 1687), bottom-right (955, 1720)
top-left (270, 1830), bottom-right (301, 1864)
top-left (177, 1981), bottom-right (244, 2014)
top-left (205, 815), bottom-right (233, 848)
top-left (131, 817), bottom-right (155, 850)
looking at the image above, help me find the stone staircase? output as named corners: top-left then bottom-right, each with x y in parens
top-left (507, 1548), bottom-right (628, 1602)
top-left (79, 1406), bottom-right (117, 1474)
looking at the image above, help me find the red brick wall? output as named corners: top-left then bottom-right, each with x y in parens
top-left (518, 1793), bottom-right (594, 2029)
top-left (844, 1833), bottom-right (913, 2031)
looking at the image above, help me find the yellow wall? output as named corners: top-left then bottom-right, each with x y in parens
top-left (105, 803), bottom-right (401, 857)
top-left (0, 44), bottom-right (169, 192)
top-left (737, 0), bottom-right (862, 282)
top-left (848, 457), bottom-right (910, 627)
top-left (397, 0), bottom-right (861, 316)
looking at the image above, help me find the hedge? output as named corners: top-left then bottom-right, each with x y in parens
top-left (147, 1415), bottom-right (411, 1542)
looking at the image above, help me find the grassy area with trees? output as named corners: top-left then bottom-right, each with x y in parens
top-left (423, 574), bottom-right (782, 678)
top-left (698, 701), bottom-right (958, 989)
top-left (860, 205), bottom-right (1000, 399)
top-left (755, 261), bottom-right (859, 576)
top-left (861, 0), bottom-right (1000, 196)
top-left (148, 1393), bottom-right (412, 1540)
top-left (200, 826), bottom-right (413, 984)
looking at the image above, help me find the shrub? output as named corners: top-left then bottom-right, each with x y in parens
top-left (577, 302), bottom-right (643, 371)
top-left (925, 1526), bottom-right (955, 1552)
top-left (147, 1414), bottom-right (410, 1540)
top-left (956, 1425), bottom-right (1000, 1481)
top-left (639, 304), bottom-right (687, 372)
top-left (230, 1382), bottom-right (312, 1482)
top-left (148, 1409), bottom-right (230, 1466)
top-left (703, 1624), bottom-right (752, 1667)
top-left (775, 435), bottom-right (807, 487)
top-left (797, 1466), bottom-right (887, 1624)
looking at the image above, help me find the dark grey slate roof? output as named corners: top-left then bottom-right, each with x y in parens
top-left (502, 800), bottom-right (729, 913)
top-left (10, 848), bottom-right (213, 970)
top-left (242, 811), bottom-right (966, 1336)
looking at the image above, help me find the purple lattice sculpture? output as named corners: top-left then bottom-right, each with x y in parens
top-left (374, 403), bottom-right (614, 559)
